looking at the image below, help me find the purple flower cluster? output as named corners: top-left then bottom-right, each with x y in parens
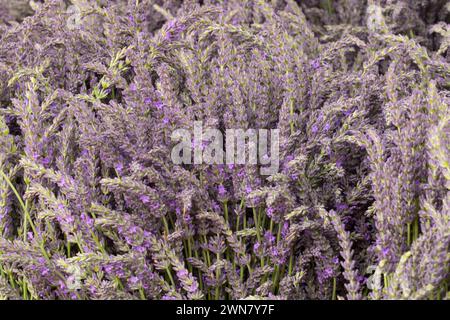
top-left (0, 0), bottom-right (448, 300)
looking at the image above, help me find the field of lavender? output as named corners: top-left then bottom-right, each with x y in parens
top-left (0, 0), bottom-right (449, 301)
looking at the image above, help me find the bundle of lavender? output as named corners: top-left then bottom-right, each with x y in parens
top-left (0, 0), bottom-right (448, 300)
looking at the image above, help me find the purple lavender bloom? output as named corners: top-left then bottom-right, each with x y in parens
top-left (0, 0), bottom-right (446, 302)
top-left (264, 231), bottom-right (275, 244)
top-left (140, 195), bottom-right (151, 204)
top-left (310, 59), bottom-right (321, 70)
top-left (218, 185), bottom-right (226, 196)
top-left (267, 207), bottom-right (274, 218)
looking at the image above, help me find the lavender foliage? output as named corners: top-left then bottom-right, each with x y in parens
top-left (0, 0), bottom-right (449, 300)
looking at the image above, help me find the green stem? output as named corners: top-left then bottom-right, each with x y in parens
top-left (253, 208), bottom-right (264, 267)
top-left (260, 207), bottom-right (266, 230)
top-left (276, 222), bottom-right (282, 243)
top-left (91, 231), bottom-right (106, 255)
top-left (288, 252), bottom-right (294, 276)
top-left (407, 222), bottom-right (411, 246)
top-left (8, 271), bottom-right (16, 289)
top-left (324, 0), bottom-right (333, 14)
top-left (224, 201), bottom-right (229, 224)
top-left (224, 202), bottom-right (231, 263)
top-left (194, 249), bottom-right (203, 292)
top-left (413, 217), bottom-right (419, 242)
top-left (162, 216), bottom-right (170, 236)
top-left (0, 170), bottom-right (49, 260)
top-left (271, 223), bottom-right (284, 292)
top-left (202, 235), bottom-right (211, 267)
top-left (289, 98), bottom-right (295, 135)
top-left (0, 170), bottom-right (35, 236)
top-left (384, 273), bottom-right (389, 290)
top-left (332, 277), bottom-right (337, 300)
top-left (139, 287), bottom-right (146, 300)
top-left (187, 237), bottom-right (193, 273)
top-left (165, 267), bottom-right (175, 287)
top-left (253, 208), bottom-right (261, 242)
top-left (22, 279), bottom-right (28, 300)
top-left (215, 251), bottom-right (221, 300)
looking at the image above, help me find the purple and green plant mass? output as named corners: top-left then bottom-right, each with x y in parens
top-left (0, 0), bottom-right (449, 300)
